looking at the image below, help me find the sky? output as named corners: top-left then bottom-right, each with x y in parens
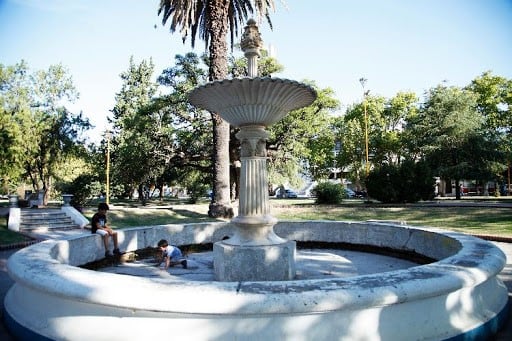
top-left (1, 0), bottom-right (511, 143)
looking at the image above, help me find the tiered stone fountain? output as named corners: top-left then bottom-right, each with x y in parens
top-left (189, 18), bottom-right (316, 281)
top-left (4, 20), bottom-right (509, 340)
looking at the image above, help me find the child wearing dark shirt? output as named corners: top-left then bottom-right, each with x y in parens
top-left (91, 203), bottom-right (120, 257)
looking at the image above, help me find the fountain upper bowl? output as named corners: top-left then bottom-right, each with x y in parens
top-left (188, 77), bottom-right (317, 127)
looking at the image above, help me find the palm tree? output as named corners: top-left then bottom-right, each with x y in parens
top-left (158, 0), bottom-right (276, 218)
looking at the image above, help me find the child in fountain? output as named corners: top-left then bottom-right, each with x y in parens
top-left (157, 239), bottom-right (187, 269)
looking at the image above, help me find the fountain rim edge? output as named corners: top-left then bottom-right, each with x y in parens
top-left (188, 77), bottom-right (317, 98)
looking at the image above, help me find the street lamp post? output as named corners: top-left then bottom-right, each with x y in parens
top-left (333, 140), bottom-right (341, 180)
top-left (508, 160), bottom-right (511, 196)
top-left (359, 78), bottom-right (370, 176)
top-left (105, 130), bottom-right (111, 205)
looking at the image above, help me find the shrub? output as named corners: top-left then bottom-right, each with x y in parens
top-left (59, 174), bottom-right (102, 209)
top-left (312, 181), bottom-right (344, 204)
top-left (366, 160), bottom-right (435, 203)
top-left (186, 181), bottom-right (209, 204)
top-left (366, 164), bottom-right (399, 203)
top-left (405, 159), bottom-right (436, 202)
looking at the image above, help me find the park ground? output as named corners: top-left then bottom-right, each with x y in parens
top-left (0, 197), bottom-right (511, 340)
top-left (1, 196), bottom-right (512, 247)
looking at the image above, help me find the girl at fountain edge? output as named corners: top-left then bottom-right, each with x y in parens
top-left (157, 239), bottom-right (187, 269)
top-left (91, 202), bottom-right (121, 257)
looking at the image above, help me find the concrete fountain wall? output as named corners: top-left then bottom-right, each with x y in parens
top-left (4, 221), bottom-right (508, 340)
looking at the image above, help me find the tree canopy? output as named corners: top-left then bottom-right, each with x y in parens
top-left (3, 59), bottom-right (511, 205)
top-left (0, 61), bottom-right (90, 202)
top-left (107, 51), bottom-right (338, 201)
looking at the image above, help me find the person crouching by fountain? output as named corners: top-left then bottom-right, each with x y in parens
top-left (157, 239), bottom-right (187, 270)
top-left (91, 203), bottom-right (121, 258)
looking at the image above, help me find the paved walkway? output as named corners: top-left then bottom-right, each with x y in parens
top-left (1, 248), bottom-right (19, 341)
top-left (0, 230), bottom-right (511, 340)
top-left (493, 241), bottom-right (512, 340)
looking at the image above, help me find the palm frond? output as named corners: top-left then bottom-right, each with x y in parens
top-left (159, 0), bottom-right (278, 50)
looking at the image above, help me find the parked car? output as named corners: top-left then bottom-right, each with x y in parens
top-left (355, 190), bottom-right (367, 198)
top-left (276, 188), bottom-right (298, 198)
top-left (285, 189), bottom-right (298, 198)
top-left (344, 188), bottom-right (356, 198)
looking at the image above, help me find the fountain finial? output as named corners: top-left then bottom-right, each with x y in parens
top-left (241, 18), bottom-right (263, 77)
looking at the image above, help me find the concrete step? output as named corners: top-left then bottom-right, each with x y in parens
top-left (20, 222), bottom-right (80, 231)
top-left (20, 225), bottom-right (81, 233)
top-left (20, 208), bottom-right (67, 214)
top-left (19, 208), bottom-right (81, 231)
top-left (21, 215), bottom-right (73, 223)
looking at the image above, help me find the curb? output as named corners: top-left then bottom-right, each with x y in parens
top-left (0, 231), bottom-right (46, 251)
top-left (3, 236), bottom-right (510, 251)
top-left (1, 232), bottom-right (511, 252)
top-left (472, 234), bottom-right (512, 243)
top-left (0, 238), bottom-right (42, 251)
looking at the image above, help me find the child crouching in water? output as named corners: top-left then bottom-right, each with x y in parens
top-left (157, 239), bottom-right (187, 270)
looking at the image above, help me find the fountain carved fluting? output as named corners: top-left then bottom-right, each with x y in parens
top-left (189, 19), bottom-right (316, 281)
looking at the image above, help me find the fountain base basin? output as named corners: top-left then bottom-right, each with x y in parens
top-left (4, 221), bottom-right (509, 340)
top-left (214, 239), bottom-right (296, 281)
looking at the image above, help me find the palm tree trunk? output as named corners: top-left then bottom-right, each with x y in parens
top-left (209, 114), bottom-right (233, 217)
top-left (207, 0), bottom-right (233, 218)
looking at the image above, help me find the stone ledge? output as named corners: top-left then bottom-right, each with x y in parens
top-left (7, 221), bottom-right (505, 312)
top-left (4, 221), bottom-right (509, 340)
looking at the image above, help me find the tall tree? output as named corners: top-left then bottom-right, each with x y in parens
top-left (406, 84), bottom-right (483, 199)
top-left (0, 61), bottom-right (31, 192)
top-left (268, 83), bottom-right (339, 188)
top-left (335, 95), bottom-right (386, 189)
top-left (158, 0), bottom-right (277, 218)
top-left (148, 52), bottom-right (212, 198)
top-left (467, 71), bottom-right (512, 193)
top-left (379, 92), bottom-right (418, 165)
top-left (0, 62), bottom-right (90, 202)
top-left (468, 71), bottom-right (512, 133)
top-left (110, 57), bottom-right (158, 199)
top-left (27, 65), bottom-right (90, 204)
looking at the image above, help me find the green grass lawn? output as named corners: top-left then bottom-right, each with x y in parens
top-left (272, 205), bottom-right (512, 237)
top-left (1, 199), bottom-right (511, 248)
top-left (0, 216), bottom-right (32, 245)
top-left (81, 205), bottom-right (219, 228)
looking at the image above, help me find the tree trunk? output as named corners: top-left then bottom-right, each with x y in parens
top-left (438, 178), bottom-right (446, 197)
top-left (158, 183), bottom-right (164, 200)
top-left (230, 128), bottom-right (241, 200)
top-left (455, 179), bottom-right (461, 200)
top-left (483, 181), bottom-right (489, 196)
top-left (206, 0), bottom-right (233, 218)
top-left (209, 114), bottom-right (233, 217)
top-left (138, 183), bottom-right (146, 206)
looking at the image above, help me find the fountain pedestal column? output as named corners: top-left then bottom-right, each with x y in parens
top-left (214, 125), bottom-right (296, 281)
top-left (189, 19), bottom-right (316, 281)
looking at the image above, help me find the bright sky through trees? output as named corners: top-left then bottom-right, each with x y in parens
top-left (1, 0), bottom-right (511, 143)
